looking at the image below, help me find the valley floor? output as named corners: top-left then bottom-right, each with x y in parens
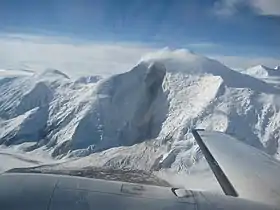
top-left (0, 146), bottom-right (222, 193)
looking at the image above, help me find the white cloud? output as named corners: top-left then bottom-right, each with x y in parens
top-left (252, 0), bottom-right (280, 15)
top-left (214, 0), bottom-right (280, 16)
top-left (214, 0), bottom-right (242, 16)
top-left (0, 34), bottom-right (158, 78)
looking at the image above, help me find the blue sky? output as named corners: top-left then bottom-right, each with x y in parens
top-left (0, 0), bottom-right (279, 76)
top-left (0, 0), bottom-right (279, 57)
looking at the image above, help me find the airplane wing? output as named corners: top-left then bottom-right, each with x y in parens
top-left (0, 172), bottom-right (276, 210)
top-left (192, 129), bottom-right (280, 206)
top-left (0, 130), bottom-right (279, 209)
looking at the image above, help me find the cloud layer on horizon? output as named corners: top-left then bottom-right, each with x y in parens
top-left (0, 34), bottom-right (157, 78)
top-left (0, 34), bottom-right (279, 78)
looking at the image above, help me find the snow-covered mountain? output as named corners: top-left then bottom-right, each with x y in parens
top-left (1, 49), bottom-right (280, 175)
top-left (243, 64), bottom-right (280, 89)
top-left (244, 65), bottom-right (280, 78)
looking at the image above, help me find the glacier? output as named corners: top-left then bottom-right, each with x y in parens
top-left (0, 48), bottom-right (280, 181)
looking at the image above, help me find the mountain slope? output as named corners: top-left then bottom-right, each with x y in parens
top-left (0, 63), bottom-right (168, 158)
top-left (0, 49), bottom-right (280, 175)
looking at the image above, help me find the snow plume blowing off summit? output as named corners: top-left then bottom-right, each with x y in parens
top-left (1, 48), bottom-right (280, 176)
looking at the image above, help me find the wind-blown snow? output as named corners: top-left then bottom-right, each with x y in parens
top-left (0, 49), bottom-right (280, 188)
top-left (0, 69), bottom-right (34, 78)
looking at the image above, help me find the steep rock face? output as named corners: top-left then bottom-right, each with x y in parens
top-left (53, 62), bottom-right (167, 156)
top-left (16, 82), bottom-right (53, 116)
top-left (0, 69), bottom-right (68, 119)
top-left (0, 106), bottom-right (49, 146)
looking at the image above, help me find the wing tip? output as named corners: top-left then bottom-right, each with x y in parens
top-left (191, 128), bottom-right (238, 197)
